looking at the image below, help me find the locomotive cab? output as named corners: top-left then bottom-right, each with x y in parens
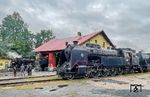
top-left (117, 48), bottom-right (141, 72)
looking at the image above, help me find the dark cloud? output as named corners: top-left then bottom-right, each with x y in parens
top-left (0, 0), bottom-right (150, 52)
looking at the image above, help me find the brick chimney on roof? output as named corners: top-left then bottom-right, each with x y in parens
top-left (77, 32), bottom-right (82, 37)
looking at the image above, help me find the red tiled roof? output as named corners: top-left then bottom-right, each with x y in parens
top-left (33, 31), bottom-right (114, 52)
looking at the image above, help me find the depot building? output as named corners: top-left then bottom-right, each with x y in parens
top-left (33, 30), bottom-right (115, 70)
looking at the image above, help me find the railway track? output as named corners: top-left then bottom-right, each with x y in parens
top-left (0, 75), bottom-right (61, 86)
top-left (0, 74), bottom-right (56, 81)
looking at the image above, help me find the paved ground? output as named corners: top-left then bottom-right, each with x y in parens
top-left (0, 73), bottom-right (150, 97)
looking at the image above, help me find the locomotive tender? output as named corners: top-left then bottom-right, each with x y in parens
top-left (137, 52), bottom-right (150, 72)
top-left (57, 42), bottom-right (142, 79)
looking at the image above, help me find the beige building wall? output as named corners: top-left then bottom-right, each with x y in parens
top-left (0, 59), bottom-right (10, 71)
top-left (83, 34), bottom-right (112, 49)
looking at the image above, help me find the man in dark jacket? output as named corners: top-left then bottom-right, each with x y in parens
top-left (13, 65), bottom-right (17, 77)
top-left (26, 63), bottom-right (32, 76)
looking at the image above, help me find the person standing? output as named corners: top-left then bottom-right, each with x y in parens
top-left (20, 64), bottom-right (25, 77)
top-left (29, 64), bottom-right (32, 76)
top-left (26, 63), bottom-right (32, 76)
top-left (11, 59), bottom-right (17, 77)
top-left (13, 65), bottom-right (17, 77)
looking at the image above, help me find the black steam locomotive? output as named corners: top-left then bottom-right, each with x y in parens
top-left (57, 42), bottom-right (143, 79)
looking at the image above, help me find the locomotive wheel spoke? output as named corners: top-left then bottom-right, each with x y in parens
top-left (97, 68), bottom-right (103, 77)
top-left (110, 68), bottom-right (116, 76)
top-left (96, 71), bottom-right (103, 78)
top-left (115, 68), bottom-right (119, 75)
top-left (129, 67), bottom-right (134, 74)
top-left (91, 71), bottom-right (98, 78)
top-left (84, 75), bottom-right (88, 79)
top-left (67, 74), bottom-right (74, 80)
top-left (84, 70), bottom-right (91, 79)
top-left (95, 69), bottom-right (103, 78)
top-left (123, 68), bottom-right (128, 75)
top-left (118, 68), bottom-right (123, 75)
top-left (98, 71), bottom-right (103, 77)
top-left (102, 68), bottom-right (109, 77)
top-left (84, 74), bottom-right (90, 79)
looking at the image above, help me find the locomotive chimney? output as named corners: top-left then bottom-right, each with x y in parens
top-left (65, 42), bottom-right (68, 46)
top-left (73, 41), bottom-right (78, 45)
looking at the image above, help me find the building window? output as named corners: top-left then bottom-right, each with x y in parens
top-left (107, 47), bottom-right (110, 49)
top-left (102, 42), bottom-right (105, 48)
top-left (95, 40), bottom-right (97, 44)
top-left (87, 40), bottom-right (90, 43)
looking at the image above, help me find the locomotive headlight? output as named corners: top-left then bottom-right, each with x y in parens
top-left (67, 67), bottom-right (71, 70)
top-left (126, 59), bottom-right (129, 62)
top-left (81, 53), bottom-right (84, 58)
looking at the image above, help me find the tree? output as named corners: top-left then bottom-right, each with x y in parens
top-left (34, 29), bottom-right (55, 47)
top-left (0, 12), bottom-right (33, 57)
top-left (0, 41), bottom-right (9, 58)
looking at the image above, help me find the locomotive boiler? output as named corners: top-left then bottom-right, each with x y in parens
top-left (57, 42), bottom-right (142, 79)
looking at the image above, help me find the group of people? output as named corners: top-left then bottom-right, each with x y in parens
top-left (11, 58), bottom-right (33, 77)
top-left (13, 64), bottom-right (32, 77)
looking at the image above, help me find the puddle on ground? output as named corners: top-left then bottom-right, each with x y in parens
top-left (92, 79), bottom-right (129, 85)
top-left (35, 87), bottom-right (43, 89)
top-left (49, 84), bottom-right (68, 92)
top-left (138, 77), bottom-right (147, 80)
top-left (49, 89), bottom-right (57, 92)
top-left (57, 84), bottom-right (68, 88)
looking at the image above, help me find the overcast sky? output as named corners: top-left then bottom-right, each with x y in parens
top-left (0, 0), bottom-right (150, 52)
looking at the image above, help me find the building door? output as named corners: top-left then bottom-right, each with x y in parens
top-left (48, 53), bottom-right (56, 69)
